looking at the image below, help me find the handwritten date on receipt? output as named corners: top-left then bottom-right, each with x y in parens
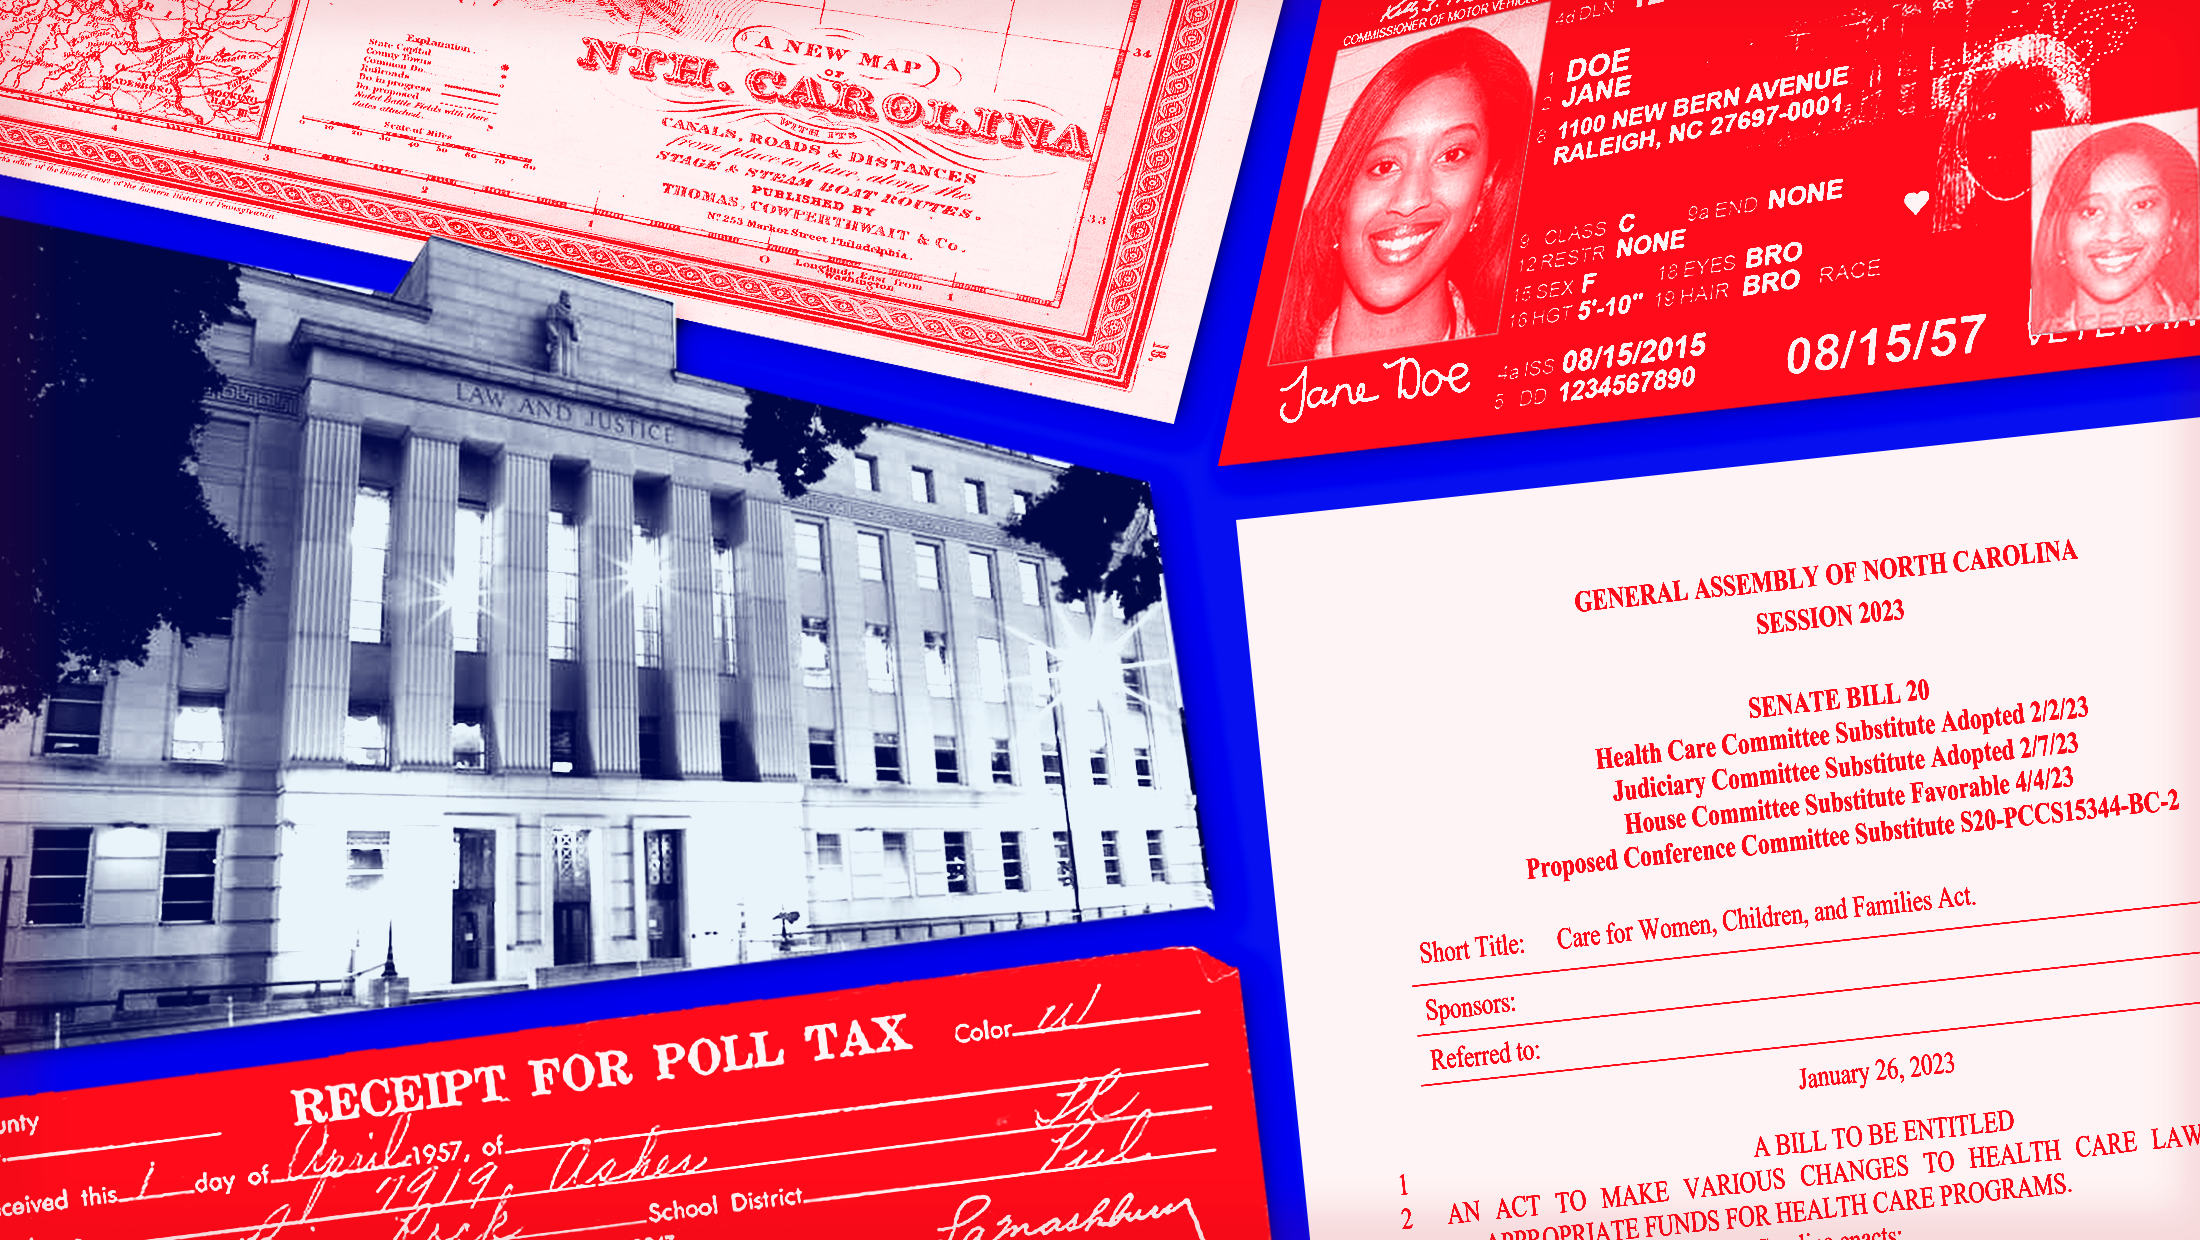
top-left (0, 949), bottom-right (1265, 1239)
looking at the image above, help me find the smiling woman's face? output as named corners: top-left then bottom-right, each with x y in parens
top-left (2063, 150), bottom-right (2176, 308)
top-left (1339, 73), bottom-right (1489, 315)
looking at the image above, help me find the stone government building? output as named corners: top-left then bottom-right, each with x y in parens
top-left (0, 241), bottom-right (1205, 1042)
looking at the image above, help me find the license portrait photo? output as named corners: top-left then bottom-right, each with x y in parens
top-left (1268, 4), bottom-right (1548, 365)
top-left (2029, 108), bottom-right (2199, 333)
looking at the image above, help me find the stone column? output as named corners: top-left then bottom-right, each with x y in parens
top-left (735, 493), bottom-right (799, 781)
top-left (281, 413), bottom-right (361, 764)
top-left (663, 482), bottom-right (721, 779)
top-left (389, 432), bottom-right (459, 769)
top-left (943, 540), bottom-right (992, 787)
top-left (1009, 556), bottom-right (1062, 784)
top-left (580, 466), bottom-right (638, 776)
top-left (492, 451), bottom-right (551, 773)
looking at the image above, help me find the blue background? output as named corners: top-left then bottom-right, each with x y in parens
top-left (1, 1), bottom-right (2195, 1233)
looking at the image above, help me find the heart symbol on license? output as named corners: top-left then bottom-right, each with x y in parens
top-left (1904, 190), bottom-right (1930, 214)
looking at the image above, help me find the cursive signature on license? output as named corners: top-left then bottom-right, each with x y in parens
top-left (936, 1191), bottom-right (1204, 1239)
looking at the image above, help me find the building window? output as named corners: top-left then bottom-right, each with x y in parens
top-left (865, 623), bottom-right (897, 692)
top-left (719, 720), bottom-right (747, 781)
top-left (873, 732), bottom-right (903, 782)
top-left (934, 735), bottom-right (960, 784)
top-left (713, 540), bottom-right (738, 674)
top-left (963, 479), bottom-right (987, 514)
top-left (991, 737), bottom-right (1013, 784)
top-left (551, 711), bottom-right (579, 775)
top-left (945, 831), bottom-right (970, 893)
top-left (909, 466), bottom-right (935, 504)
top-left (1000, 831), bottom-right (1025, 890)
top-left (26, 827), bottom-right (92, 925)
top-left (548, 511), bottom-right (580, 661)
top-left (1026, 642), bottom-right (1053, 697)
top-left (914, 542), bottom-right (942, 590)
top-left (795, 520), bottom-right (825, 573)
top-left (808, 728), bottom-right (838, 781)
top-left (969, 550), bottom-right (995, 600)
top-left (1041, 740), bottom-right (1064, 786)
top-left (976, 636), bottom-right (1006, 704)
top-left (1018, 560), bottom-right (1044, 606)
top-left (160, 829), bottom-right (219, 923)
top-left (1087, 707), bottom-right (1109, 785)
top-left (345, 706), bottom-right (388, 769)
top-left (633, 524), bottom-right (664, 669)
top-left (923, 631), bottom-right (954, 697)
top-left (638, 715), bottom-right (664, 779)
top-left (817, 832), bottom-right (843, 869)
top-left (1122, 655), bottom-right (1147, 710)
top-left (854, 453), bottom-right (880, 491)
top-left (351, 485), bottom-right (392, 642)
top-left (1012, 490), bottom-right (1033, 519)
top-left (1053, 830), bottom-right (1073, 885)
top-left (1101, 830), bottom-right (1123, 885)
top-left (883, 831), bottom-right (913, 896)
top-left (171, 693), bottom-right (226, 763)
top-left (857, 530), bottom-right (886, 582)
top-left (42, 674), bottom-right (105, 756)
top-left (453, 707), bottom-right (487, 771)
top-left (453, 505), bottom-right (490, 653)
top-left (801, 617), bottom-right (833, 688)
top-left (1147, 829), bottom-right (1169, 882)
top-left (1135, 746), bottom-right (1154, 787)
top-left (346, 830), bottom-right (389, 890)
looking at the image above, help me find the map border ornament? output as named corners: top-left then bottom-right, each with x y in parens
top-left (0, 0), bottom-right (1238, 395)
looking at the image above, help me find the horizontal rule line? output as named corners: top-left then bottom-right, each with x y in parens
top-left (1422, 999), bottom-right (2200, 1086)
top-left (1413, 950), bottom-right (2200, 1036)
top-left (4, 1131), bottom-right (222, 1162)
top-left (285, 1106), bottom-right (1214, 1190)
top-left (805, 1147), bottom-right (1221, 1204)
top-left (1010, 1009), bottom-right (1203, 1036)
top-left (501, 1062), bottom-right (1210, 1154)
top-left (1411, 899), bottom-right (2200, 989)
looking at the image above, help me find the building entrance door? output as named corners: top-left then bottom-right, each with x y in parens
top-left (550, 826), bottom-right (593, 966)
top-left (644, 829), bottom-right (683, 960)
top-left (451, 829), bottom-right (496, 983)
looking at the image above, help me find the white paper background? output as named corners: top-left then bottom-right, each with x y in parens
top-left (1243, 420), bottom-right (2200, 1238)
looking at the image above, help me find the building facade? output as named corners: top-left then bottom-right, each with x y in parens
top-left (0, 241), bottom-right (1203, 1034)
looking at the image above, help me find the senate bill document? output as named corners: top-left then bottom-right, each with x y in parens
top-left (1242, 420), bottom-right (2200, 1237)
top-left (0, 0), bottom-right (1281, 418)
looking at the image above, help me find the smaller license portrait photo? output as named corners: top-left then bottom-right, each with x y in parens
top-left (1267, 4), bottom-right (1549, 365)
top-left (2029, 108), bottom-right (2199, 333)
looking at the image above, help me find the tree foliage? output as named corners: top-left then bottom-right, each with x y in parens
top-left (1005, 466), bottom-right (1163, 620)
top-left (0, 220), bottom-right (266, 727)
top-left (738, 389), bottom-right (879, 498)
